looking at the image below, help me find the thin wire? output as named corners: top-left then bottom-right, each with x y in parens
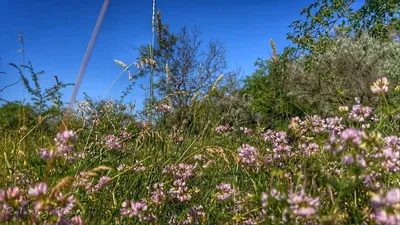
top-left (68, 0), bottom-right (110, 111)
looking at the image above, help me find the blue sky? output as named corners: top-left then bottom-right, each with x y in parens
top-left (0, 0), bottom-right (335, 109)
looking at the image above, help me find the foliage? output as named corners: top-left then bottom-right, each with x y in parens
top-left (10, 62), bottom-right (74, 114)
top-left (243, 0), bottom-right (400, 125)
top-left (285, 33), bottom-right (400, 115)
top-left (1, 1), bottom-right (400, 224)
top-left (286, 0), bottom-right (400, 56)
top-left (0, 101), bottom-right (36, 129)
top-left (242, 57), bottom-right (310, 128)
top-left (0, 76), bottom-right (399, 224)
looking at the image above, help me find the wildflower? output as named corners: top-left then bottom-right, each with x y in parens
top-left (299, 142), bottom-right (319, 156)
top-left (149, 183), bottom-right (165, 205)
top-left (361, 123), bottom-right (371, 129)
top-left (269, 188), bottom-right (285, 201)
top-left (120, 199), bottom-right (152, 221)
top-left (136, 120), bottom-right (150, 129)
top-left (307, 115), bottom-right (326, 134)
top-left (119, 130), bottom-right (132, 139)
top-left (339, 106), bottom-right (349, 112)
top-left (215, 183), bottom-right (232, 200)
top-left (202, 160), bottom-right (213, 168)
top-left (19, 126), bottom-right (27, 133)
top-left (215, 125), bottom-right (231, 134)
top-left (324, 132), bottom-right (345, 154)
top-left (55, 130), bottom-right (78, 145)
top-left (194, 154), bottom-right (203, 161)
top-left (169, 182), bottom-right (192, 202)
top-left (39, 148), bottom-right (53, 160)
top-left (163, 163), bottom-right (195, 181)
top-left (237, 144), bottom-right (259, 165)
top-left (117, 164), bottom-right (127, 171)
top-left (363, 170), bottom-right (382, 190)
top-left (288, 189), bottom-right (320, 218)
top-left (263, 130), bottom-right (293, 157)
top-left (381, 136), bottom-right (400, 172)
top-left (28, 182), bottom-right (48, 198)
top-left (90, 114), bottom-right (100, 125)
top-left (0, 186), bottom-right (27, 221)
top-left (104, 135), bottom-right (121, 150)
top-left (52, 193), bottom-right (76, 217)
top-left (240, 127), bottom-right (253, 134)
top-left (261, 192), bottom-right (268, 215)
top-left (5, 187), bottom-right (21, 200)
top-left (349, 104), bottom-right (373, 122)
top-left (371, 77), bottom-right (389, 94)
top-left (356, 154), bottom-right (367, 168)
top-left (263, 130), bottom-right (288, 145)
top-left (370, 188), bottom-right (400, 225)
top-left (340, 128), bottom-right (365, 148)
top-left (342, 154), bottom-right (354, 165)
top-left (183, 205), bottom-right (205, 224)
top-left (93, 176), bottom-right (110, 192)
top-left (243, 218), bottom-right (257, 225)
top-left (70, 216), bottom-right (83, 225)
top-left (54, 130), bottom-right (78, 156)
top-left (175, 136), bottom-right (184, 143)
top-left (156, 103), bottom-right (172, 113)
top-left (325, 117), bottom-right (345, 134)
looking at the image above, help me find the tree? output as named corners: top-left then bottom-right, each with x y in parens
top-left (137, 11), bottom-right (228, 121)
top-left (286, 0), bottom-right (400, 57)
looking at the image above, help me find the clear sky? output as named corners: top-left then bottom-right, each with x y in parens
top-left (0, 0), bottom-right (323, 109)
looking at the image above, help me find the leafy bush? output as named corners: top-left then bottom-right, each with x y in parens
top-left (285, 33), bottom-right (400, 115)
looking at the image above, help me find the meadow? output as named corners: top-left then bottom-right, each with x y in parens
top-left (1, 0), bottom-right (400, 224)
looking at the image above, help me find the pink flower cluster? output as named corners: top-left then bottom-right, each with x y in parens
top-left (0, 182), bottom-right (82, 224)
top-left (324, 128), bottom-right (366, 154)
top-left (120, 199), bottom-right (156, 222)
top-left (370, 188), bottom-right (400, 225)
top-left (156, 103), bottom-right (172, 113)
top-left (348, 104), bottom-right (373, 123)
top-left (288, 188), bottom-right (320, 218)
top-left (237, 144), bottom-right (259, 166)
top-left (39, 130), bottom-right (78, 161)
top-left (163, 163), bottom-right (197, 202)
top-left (104, 135), bottom-right (121, 150)
top-left (215, 183), bottom-right (232, 201)
top-left (215, 125), bottom-right (232, 134)
top-left (240, 127), bottom-right (253, 134)
top-left (263, 130), bottom-right (293, 159)
top-left (290, 115), bottom-right (345, 137)
top-left (381, 136), bottom-right (400, 172)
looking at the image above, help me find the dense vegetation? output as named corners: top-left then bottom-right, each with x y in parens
top-left (0, 0), bottom-right (399, 224)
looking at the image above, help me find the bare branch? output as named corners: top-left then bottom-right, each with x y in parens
top-left (0, 78), bottom-right (21, 93)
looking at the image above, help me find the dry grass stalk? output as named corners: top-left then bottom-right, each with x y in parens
top-left (211, 74), bottom-right (224, 92)
top-left (113, 59), bottom-right (128, 69)
top-left (270, 38), bottom-right (278, 62)
top-left (49, 176), bottom-right (74, 199)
